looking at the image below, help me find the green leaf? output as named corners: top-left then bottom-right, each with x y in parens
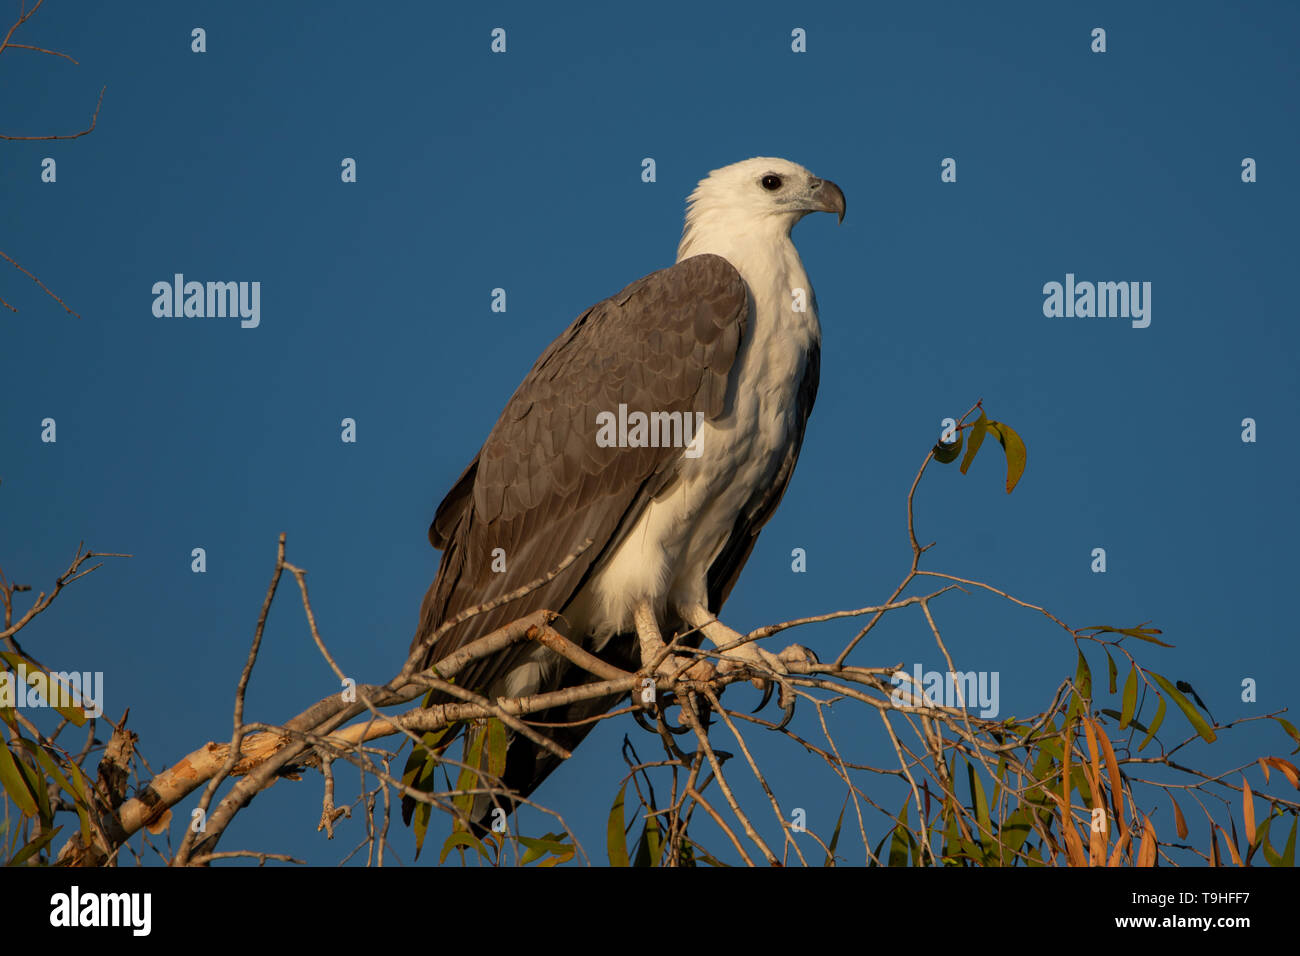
top-left (1081, 624), bottom-right (1172, 648)
top-left (1124, 630), bottom-right (1173, 648)
top-left (1069, 766), bottom-right (1093, 808)
top-left (1138, 694), bottom-right (1166, 752)
top-left (985, 421), bottom-right (1027, 493)
top-left (399, 744), bottom-right (427, 792)
top-left (0, 742), bottom-right (38, 818)
top-left (1284, 815), bottom-right (1297, 868)
top-left (23, 742), bottom-right (73, 799)
top-left (955, 836), bottom-right (985, 866)
top-left (1105, 651), bottom-right (1118, 695)
top-left (998, 808), bottom-right (1035, 863)
top-left (1272, 716), bottom-right (1300, 754)
top-left (0, 652), bottom-right (87, 726)
top-left (519, 833), bottom-right (573, 866)
top-left (18, 750), bottom-right (50, 826)
top-left (646, 817), bottom-right (662, 867)
top-left (633, 814), bottom-right (662, 868)
top-left (66, 764), bottom-right (93, 845)
top-left (1150, 672), bottom-right (1217, 743)
top-left (870, 830), bottom-right (889, 867)
top-left (453, 724), bottom-right (487, 821)
top-left (1101, 708), bottom-right (1149, 735)
top-left (6, 825), bottom-right (61, 866)
top-left (410, 791), bottom-right (432, 856)
top-left (888, 800), bottom-right (911, 867)
top-left (1119, 666), bottom-right (1138, 731)
top-left (405, 750), bottom-right (441, 856)
top-left (438, 829), bottom-right (487, 864)
top-left (677, 840), bottom-right (696, 867)
top-left (23, 740), bottom-right (90, 843)
top-left (824, 797), bottom-right (847, 866)
top-left (941, 806), bottom-right (962, 865)
top-left (688, 841), bottom-right (728, 867)
top-left (959, 410), bottom-right (989, 475)
top-left (401, 726), bottom-right (455, 854)
top-left (1068, 651), bottom-right (1092, 720)
top-left (536, 849), bottom-right (574, 868)
top-left (607, 783), bottom-right (630, 867)
top-left (1257, 815), bottom-right (1283, 867)
top-left (967, 761), bottom-right (992, 855)
top-left (1035, 730), bottom-right (1064, 763)
top-left (486, 718), bottom-right (507, 779)
top-left (932, 428), bottom-right (963, 464)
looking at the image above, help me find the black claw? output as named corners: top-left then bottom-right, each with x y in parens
top-left (632, 700), bottom-right (658, 734)
top-left (752, 679), bottom-right (775, 714)
top-left (773, 689), bottom-right (796, 731)
top-left (663, 708), bottom-right (693, 735)
top-left (651, 693), bottom-right (693, 735)
top-left (697, 694), bottom-right (714, 732)
top-left (654, 705), bottom-right (693, 761)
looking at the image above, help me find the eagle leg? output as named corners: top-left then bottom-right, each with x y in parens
top-left (679, 604), bottom-right (811, 727)
top-left (634, 599), bottom-right (673, 675)
top-left (632, 601), bottom-right (714, 741)
top-left (679, 605), bottom-right (784, 679)
top-left (634, 600), bottom-right (715, 682)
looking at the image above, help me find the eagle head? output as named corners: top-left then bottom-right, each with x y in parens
top-left (678, 157), bottom-right (845, 261)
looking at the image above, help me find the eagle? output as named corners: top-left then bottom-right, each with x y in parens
top-left (407, 157), bottom-right (845, 830)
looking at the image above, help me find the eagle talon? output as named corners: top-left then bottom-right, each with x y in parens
top-left (710, 634), bottom-right (811, 729)
top-left (658, 696), bottom-right (696, 735)
top-left (631, 704), bottom-right (659, 735)
top-left (773, 692), bottom-right (797, 732)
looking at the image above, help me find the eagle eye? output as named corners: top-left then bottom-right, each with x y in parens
top-left (760, 174), bottom-right (783, 191)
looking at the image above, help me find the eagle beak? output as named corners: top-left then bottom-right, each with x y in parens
top-left (809, 178), bottom-right (846, 224)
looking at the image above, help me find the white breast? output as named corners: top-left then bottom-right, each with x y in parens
top-left (576, 239), bottom-right (820, 644)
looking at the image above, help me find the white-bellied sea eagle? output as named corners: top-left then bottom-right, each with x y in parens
top-left (406, 157), bottom-right (845, 830)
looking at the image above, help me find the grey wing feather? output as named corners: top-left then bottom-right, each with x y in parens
top-left (410, 254), bottom-right (750, 698)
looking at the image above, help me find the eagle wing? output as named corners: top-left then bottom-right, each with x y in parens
top-left (410, 254), bottom-right (750, 696)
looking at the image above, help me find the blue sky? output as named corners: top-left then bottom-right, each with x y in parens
top-left (2, 0), bottom-right (1297, 865)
